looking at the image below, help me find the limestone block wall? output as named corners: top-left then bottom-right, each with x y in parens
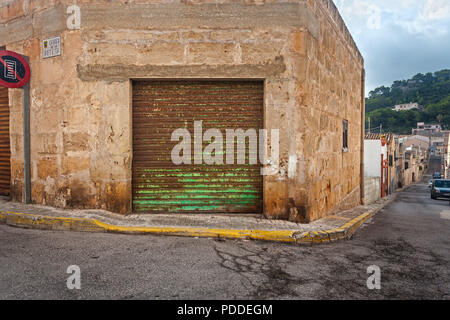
top-left (290, 0), bottom-right (364, 221)
top-left (1, 0), bottom-right (364, 221)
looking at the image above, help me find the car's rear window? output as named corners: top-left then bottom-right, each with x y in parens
top-left (434, 180), bottom-right (450, 188)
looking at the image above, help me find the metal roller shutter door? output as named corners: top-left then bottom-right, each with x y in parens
top-left (0, 87), bottom-right (10, 196)
top-left (132, 80), bottom-right (263, 214)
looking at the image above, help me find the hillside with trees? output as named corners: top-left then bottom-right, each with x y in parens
top-left (365, 69), bottom-right (450, 134)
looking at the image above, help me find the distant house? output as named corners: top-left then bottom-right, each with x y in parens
top-left (364, 133), bottom-right (396, 204)
top-left (396, 136), bottom-right (427, 187)
top-left (364, 132), bottom-right (429, 202)
top-left (392, 102), bottom-right (420, 112)
top-left (402, 147), bottom-right (425, 186)
top-left (398, 135), bottom-right (429, 150)
top-left (435, 141), bottom-right (445, 156)
top-left (412, 122), bottom-right (442, 135)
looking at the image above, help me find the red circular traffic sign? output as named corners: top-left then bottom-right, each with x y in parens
top-left (0, 50), bottom-right (31, 88)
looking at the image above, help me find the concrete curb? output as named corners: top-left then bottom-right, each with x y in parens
top-left (0, 198), bottom-right (392, 244)
top-left (296, 194), bottom-right (397, 244)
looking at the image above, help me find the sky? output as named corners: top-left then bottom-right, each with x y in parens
top-left (333, 0), bottom-right (450, 95)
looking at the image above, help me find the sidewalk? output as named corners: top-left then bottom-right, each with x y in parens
top-left (0, 193), bottom-right (396, 244)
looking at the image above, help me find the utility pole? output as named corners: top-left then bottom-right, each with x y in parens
top-left (380, 123), bottom-right (382, 134)
top-left (368, 117), bottom-right (371, 134)
top-left (428, 129), bottom-right (431, 152)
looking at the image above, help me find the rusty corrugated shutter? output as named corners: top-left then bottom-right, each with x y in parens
top-left (132, 81), bottom-right (263, 213)
top-left (0, 87), bottom-right (10, 196)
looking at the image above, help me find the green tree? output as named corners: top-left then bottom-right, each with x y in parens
top-left (365, 69), bottom-right (450, 133)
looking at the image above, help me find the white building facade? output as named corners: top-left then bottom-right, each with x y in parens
top-left (393, 102), bottom-right (420, 112)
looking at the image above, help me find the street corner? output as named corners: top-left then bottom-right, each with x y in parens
top-left (0, 206), bottom-right (377, 245)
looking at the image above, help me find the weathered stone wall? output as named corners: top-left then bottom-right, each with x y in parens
top-left (288, 0), bottom-right (364, 221)
top-left (1, 0), bottom-right (364, 221)
top-left (402, 152), bottom-right (423, 187)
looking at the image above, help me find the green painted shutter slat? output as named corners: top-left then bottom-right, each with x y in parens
top-left (132, 81), bottom-right (263, 214)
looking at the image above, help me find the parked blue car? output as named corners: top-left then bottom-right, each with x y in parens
top-left (431, 179), bottom-right (450, 200)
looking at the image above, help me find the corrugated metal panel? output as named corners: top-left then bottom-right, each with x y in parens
top-left (0, 87), bottom-right (10, 196)
top-left (132, 81), bottom-right (263, 214)
top-left (365, 133), bottom-right (394, 143)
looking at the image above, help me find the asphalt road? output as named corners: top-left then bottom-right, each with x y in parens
top-left (0, 174), bottom-right (449, 299)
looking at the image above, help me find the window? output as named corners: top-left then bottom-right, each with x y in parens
top-left (342, 120), bottom-right (348, 152)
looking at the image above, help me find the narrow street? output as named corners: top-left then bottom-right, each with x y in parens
top-left (0, 174), bottom-right (449, 300)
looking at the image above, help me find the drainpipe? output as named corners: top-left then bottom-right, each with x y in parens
top-left (23, 55), bottom-right (31, 204)
top-left (381, 153), bottom-right (384, 198)
top-left (360, 68), bottom-right (366, 205)
top-left (0, 47), bottom-right (29, 202)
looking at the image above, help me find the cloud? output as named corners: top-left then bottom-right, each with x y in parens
top-left (333, 0), bottom-right (450, 93)
top-left (421, 0), bottom-right (450, 21)
top-left (335, 0), bottom-right (450, 35)
top-left (362, 25), bottom-right (450, 92)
